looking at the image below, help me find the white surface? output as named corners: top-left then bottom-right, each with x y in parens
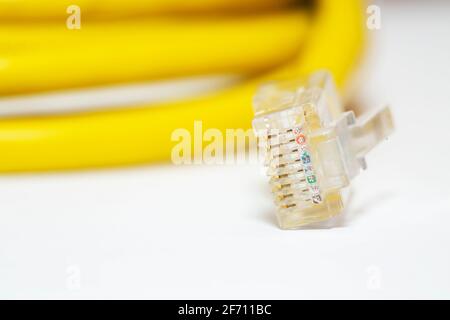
top-left (1, 2), bottom-right (450, 299)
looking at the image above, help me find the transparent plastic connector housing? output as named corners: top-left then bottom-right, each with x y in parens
top-left (252, 71), bottom-right (394, 229)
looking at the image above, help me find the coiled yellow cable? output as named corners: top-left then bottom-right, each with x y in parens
top-left (0, 0), bottom-right (365, 172)
top-left (0, 12), bottom-right (308, 95)
top-left (0, 0), bottom-right (295, 19)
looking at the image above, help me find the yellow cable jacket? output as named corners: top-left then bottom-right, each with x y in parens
top-left (0, 12), bottom-right (307, 95)
top-left (0, 0), bottom-right (365, 172)
top-left (0, 0), bottom-right (295, 19)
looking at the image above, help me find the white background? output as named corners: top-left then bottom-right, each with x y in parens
top-left (1, 1), bottom-right (450, 299)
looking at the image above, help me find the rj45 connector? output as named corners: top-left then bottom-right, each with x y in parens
top-left (252, 71), bottom-right (394, 229)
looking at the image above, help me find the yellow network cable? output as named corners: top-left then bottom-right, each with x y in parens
top-left (0, 0), bottom-right (365, 172)
top-left (0, 0), bottom-right (295, 19)
top-left (0, 12), bottom-right (308, 95)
